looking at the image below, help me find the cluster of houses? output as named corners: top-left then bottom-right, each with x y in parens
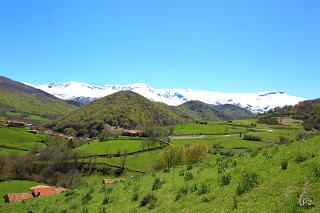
top-left (4, 185), bottom-right (68, 203)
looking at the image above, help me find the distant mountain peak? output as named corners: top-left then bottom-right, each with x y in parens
top-left (28, 81), bottom-right (306, 113)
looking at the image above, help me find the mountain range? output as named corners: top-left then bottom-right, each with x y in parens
top-left (29, 81), bottom-right (306, 113)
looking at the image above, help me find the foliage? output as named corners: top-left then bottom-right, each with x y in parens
top-left (257, 116), bottom-right (279, 125)
top-left (185, 144), bottom-right (208, 164)
top-left (152, 177), bottom-right (164, 190)
top-left (184, 172), bottom-right (193, 181)
top-left (236, 173), bottom-right (258, 195)
top-left (218, 174), bottom-right (231, 186)
top-left (243, 134), bottom-right (262, 141)
top-left (140, 192), bottom-right (158, 207)
top-left (280, 159), bottom-right (288, 170)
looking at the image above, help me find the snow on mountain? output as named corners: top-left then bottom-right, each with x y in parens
top-left (27, 81), bottom-right (306, 113)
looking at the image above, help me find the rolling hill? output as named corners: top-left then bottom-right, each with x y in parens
top-left (0, 76), bottom-right (78, 118)
top-left (175, 101), bottom-right (252, 121)
top-left (50, 91), bottom-right (189, 137)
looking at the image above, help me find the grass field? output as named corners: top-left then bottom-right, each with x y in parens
top-left (173, 122), bottom-right (251, 135)
top-left (6, 112), bottom-right (51, 122)
top-left (75, 139), bottom-right (161, 156)
top-left (2, 134), bottom-right (320, 212)
top-left (0, 127), bottom-right (46, 151)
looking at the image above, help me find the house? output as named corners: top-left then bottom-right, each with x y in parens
top-left (122, 129), bottom-right (145, 137)
top-left (4, 120), bottom-right (26, 127)
top-left (103, 179), bottom-right (120, 185)
top-left (4, 193), bottom-right (33, 203)
top-left (30, 185), bottom-right (69, 197)
top-left (3, 185), bottom-right (69, 203)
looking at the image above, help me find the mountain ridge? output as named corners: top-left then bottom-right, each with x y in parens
top-left (28, 81), bottom-right (305, 113)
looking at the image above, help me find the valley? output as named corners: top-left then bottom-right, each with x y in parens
top-left (0, 76), bottom-right (319, 212)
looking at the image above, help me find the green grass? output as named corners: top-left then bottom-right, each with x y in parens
top-left (0, 89), bottom-right (77, 116)
top-left (94, 151), bottom-right (161, 172)
top-left (0, 180), bottom-right (42, 204)
top-left (173, 122), bottom-right (252, 135)
top-left (172, 137), bottom-right (267, 150)
top-left (0, 147), bottom-right (27, 156)
top-left (3, 135), bottom-right (320, 212)
top-left (6, 112), bottom-right (51, 122)
top-left (0, 127), bottom-right (46, 151)
top-left (74, 139), bottom-right (161, 156)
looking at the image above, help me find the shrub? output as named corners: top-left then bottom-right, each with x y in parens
top-left (197, 183), bottom-right (210, 195)
top-left (217, 158), bottom-right (227, 174)
top-left (185, 144), bottom-right (208, 164)
top-left (236, 173), bottom-right (258, 195)
top-left (140, 192), bottom-right (158, 207)
top-left (186, 165), bottom-right (192, 170)
top-left (313, 165), bottom-right (320, 179)
top-left (175, 185), bottom-right (190, 201)
top-left (295, 153), bottom-right (308, 163)
top-left (153, 146), bottom-right (186, 170)
top-left (152, 177), bottom-right (164, 190)
top-left (131, 192), bottom-right (139, 202)
top-left (103, 195), bottom-right (117, 205)
top-left (81, 190), bottom-right (93, 204)
top-left (218, 174), bottom-right (231, 187)
top-left (184, 172), bottom-right (193, 181)
top-left (201, 195), bottom-right (216, 202)
top-left (243, 135), bottom-right (262, 141)
top-left (179, 170), bottom-right (185, 176)
top-left (278, 136), bottom-right (290, 144)
top-left (280, 159), bottom-right (288, 170)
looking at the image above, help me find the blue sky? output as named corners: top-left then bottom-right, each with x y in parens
top-left (0, 0), bottom-right (319, 99)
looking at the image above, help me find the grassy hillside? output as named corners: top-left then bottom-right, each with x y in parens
top-left (175, 101), bottom-right (252, 122)
top-left (0, 127), bottom-right (47, 155)
top-left (51, 91), bottom-right (188, 137)
top-left (0, 76), bottom-right (77, 118)
top-left (2, 128), bottom-right (319, 212)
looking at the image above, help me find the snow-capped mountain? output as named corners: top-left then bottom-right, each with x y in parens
top-left (27, 81), bottom-right (306, 113)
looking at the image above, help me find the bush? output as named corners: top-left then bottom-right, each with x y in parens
top-left (217, 158), bottom-right (227, 174)
top-left (278, 136), bottom-right (290, 144)
top-left (243, 135), bottom-right (262, 141)
top-left (218, 174), bottom-right (231, 187)
top-left (197, 183), bottom-right (210, 195)
top-left (313, 165), bottom-right (320, 179)
top-left (153, 146), bottom-right (186, 170)
top-left (280, 159), bottom-right (288, 170)
top-left (81, 190), bottom-right (93, 204)
top-left (201, 195), bottom-right (216, 202)
top-left (185, 144), bottom-right (208, 164)
top-left (295, 153), bottom-right (308, 163)
top-left (140, 192), bottom-right (158, 207)
top-left (236, 173), bottom-right (258, 195)
top-left (184, 172), bottom-right (193, 181)
top-left (131, 192), bottom-right (139, 202)
top-left (152, 177), bottom-right (164, 190)
top-left (103, 195), bottom-right (117, 205)
top-left (186, 165), bottom-right (193, 170)
top-left (175, 185), bottom-right (190, 201)
top-left (179, 170), bottom-right (185, 176)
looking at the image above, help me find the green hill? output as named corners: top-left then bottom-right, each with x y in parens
top-left (175, 100), bottom-right (252, 122)
top-left (0, 76), bottom-right (77, 118)
top-left (50, 91), bottom-right (188, 137)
